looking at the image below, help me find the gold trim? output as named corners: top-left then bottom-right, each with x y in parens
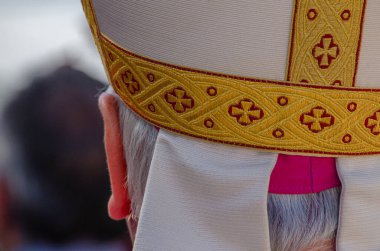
top-left (287, 0), bottom-right (366, 87)
top-left (83, 0), bottom-right (380, 156)
top-left (81, 0), bottom-right (111, 83)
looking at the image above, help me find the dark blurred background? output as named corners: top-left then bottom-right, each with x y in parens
top-left (0, 1), bottom-right (131, 250)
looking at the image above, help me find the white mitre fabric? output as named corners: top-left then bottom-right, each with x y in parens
top-left (91, 0), bottom-right (380, 250)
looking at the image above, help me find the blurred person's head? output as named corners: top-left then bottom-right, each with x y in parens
top-left (0, 66), bottom-right (128, 250)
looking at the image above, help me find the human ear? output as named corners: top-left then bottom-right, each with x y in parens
top-left (98, 93), bottom-right (131, 220)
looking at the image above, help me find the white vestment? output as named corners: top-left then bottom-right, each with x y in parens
top-left (90, 1), bottom-right (380, 250)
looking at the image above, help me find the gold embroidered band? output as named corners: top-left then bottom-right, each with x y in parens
top-left (287, 0), bottom-right (366, 87)
top-left (83, 0), bottom-right (380, 156)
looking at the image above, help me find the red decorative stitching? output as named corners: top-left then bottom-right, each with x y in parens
top-left (353, 1), bottom-right (367, 87)
top-left (342, 134), bottom-right (352, 143)
top-left (204, 118), bottom-right (214, 128)
top-left (165, 87), bottom-right (195, 113)
top-left (207, 87), bottom-right (218, 96)
top-left (365, 110), bottom-right (380, 135)
top-left (108, 51), bottom-right (116, 62)
top-left (273, 128), bottom-right (285, 138)
top-left (286, 0), bottom-right (300, 81)
top-left (307, 9), bottom-right (318, 20)
top-left (121, 69), bottom-right (140, 95)
top-left (277, 96), bottom-right (289, 106)
top-left (341, 10), bottom-right (351, 21)
top-left (331, 80), bottom-right (342, 86)
top-left (300, 106), bottom-right (335, 133)
top-left (312, 34), bottom-right (340, 69)
top-left (147, 73), bottom-right (155, 83)
top-left (148, 104), bottom-right (156, 112)
top-left (114, 80), bottom-right (120, 90)
top-left (228, 99), bottom-right (264, 126)
top-left (300, 79), bottom-right (309, 83)
top-left (347, 102), bottom-right (357, 112)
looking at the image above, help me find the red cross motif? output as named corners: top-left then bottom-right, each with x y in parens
top-left (229, 99), bottom-right (264, 126)
top-left (165, 87), bottom-right (195, 113)
top-left (365, 110), bottom-right (380, 135)
top-left (312, 34), bottom-right (340, 69)
top-left (300, 106), bottom-right (335, 133)
top-left (121, 69), bottom-right (140, 95)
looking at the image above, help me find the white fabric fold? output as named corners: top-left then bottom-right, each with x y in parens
top-left (336, 157), bottom-right (380, 251)
top-left (134, 130), bottom-right (277, 251)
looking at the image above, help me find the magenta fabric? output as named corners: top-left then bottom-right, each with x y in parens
top-left (268, 154), bottom-right (341, 194)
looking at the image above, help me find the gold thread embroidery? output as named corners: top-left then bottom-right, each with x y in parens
top-left (312, 34), bottom-right (340, 69)
top-left (277, 96), bottom-right (289, 106)
top-left (83, 0), bottom-right (380, 156)
top-left (287, 0), bottom-right (366, 87)
top-left (365, 110), bottom-right (380, 135)
top-left (165, 87), bottom-right (195, 113)
top-left (99, 35), bottom-right (380, 156)
top-left (300, 106), bottom-right (335, 133)
top-left (228, 99), bottom-right (264, 126)
top-left (147, 73), bottom-right (155, 83)
top-left (204, 118), bottom-right (215, 129)
top-left (273, 129), bottom-right (285, 139)
top-left (120, 69), bottom-right (140, 95)
top-left (342, 134), bottom-right (352, 143)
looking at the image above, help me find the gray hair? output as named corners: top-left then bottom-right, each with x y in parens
top-left (109, 89), bottom-right (158, 219)
top-left (111, 90), bottom-right (340, 251)
top-left (268, 188), bottom-right (340, 251)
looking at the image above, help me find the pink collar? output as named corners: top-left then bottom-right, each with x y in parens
top-left (269, 154), bottom-right (341, 194)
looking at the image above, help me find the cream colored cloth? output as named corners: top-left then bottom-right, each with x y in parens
top-left (337, 157), bottom-right (380, 251)
top-left (91, 0), bottom-right (293, 80)
top-left (337, 3), bottom-right (380, 250)
top-left (134, 130), bottom-right (277, 251)
top-left (90, 0), bottom-right (380, 250)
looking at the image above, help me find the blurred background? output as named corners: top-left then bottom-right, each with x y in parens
top-left (0, 0), bottom-right (106, 102)
top-left (0, 1), bottom-right (131, 250)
